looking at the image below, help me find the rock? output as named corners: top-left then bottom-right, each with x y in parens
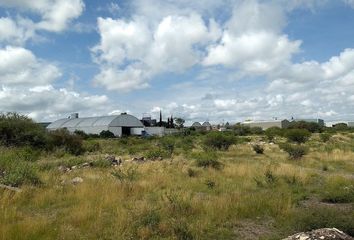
top-left (81, 162), bottom-right (91, 168)
top-left (132, 156), bottom-right (145, 162)
top-left (58, 165), bottom-right (67, 172)
top-left (71, 177), bottom-right (83, 185)
top-left (283, 228), bottom-right (353, 240)
top-left (71, 165), bottom-right (77, 170)
top-left (105, 154), bottom-right (116, 162)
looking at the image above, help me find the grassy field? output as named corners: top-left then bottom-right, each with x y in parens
top-left (1, 133), bottom-right (354, 240)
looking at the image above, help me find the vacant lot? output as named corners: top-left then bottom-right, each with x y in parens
top-left (1, 130), bottom-right (354, 240)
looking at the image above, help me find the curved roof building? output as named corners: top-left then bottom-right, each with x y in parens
top-left (191, 122), bottom-right (202, 127)
top-left (47, 113), bottom-right (144, 137)
top-left (202, 122), bottom-right (211, 127)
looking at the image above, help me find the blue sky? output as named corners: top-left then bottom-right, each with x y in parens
top-left (1, 0), bottom-right (354, 124)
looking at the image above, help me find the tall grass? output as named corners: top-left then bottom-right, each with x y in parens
top-left (0, 134), bottom-right (353, 239)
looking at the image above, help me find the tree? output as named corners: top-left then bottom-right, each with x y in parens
top-left (174, 118), bottom-right (185, 129)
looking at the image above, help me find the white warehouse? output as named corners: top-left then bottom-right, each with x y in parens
top-left (47, 113), bottom-right (144, 137)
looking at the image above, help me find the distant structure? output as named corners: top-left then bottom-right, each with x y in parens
top-left (242, 119), bottom-right (290, 130)
top-left (348, 122), bottom-right (354, 127)
top-left (294, 118), bottom-right (325, 127)
top-left (202, 121), bottom-right (212, 131)
top-left (47, 113), bottom-right (144, 137)
top-left (191, 122), bottom-right (202, 128)
top-left (141, 114), bottom-right (157, 127)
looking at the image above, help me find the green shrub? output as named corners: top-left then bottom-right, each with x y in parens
top-left (285, 129), bottom-right (311, 144)
top-left (0, 163), bottom-right (40, 187)
top-left (99, 130), bottom-right (115, 138)
top-left (160, 137), bottom-right (175, 157)
top-left (138, 210), bottom-right (161, 229)
top-left (146, 149), bottom-right (165, 160)
top-left (0, 151), bottom-right (40, 187)
top-left (192, 151), bottom-right (222, 169)
top-left (265, 127), bottom-right (284, 141)
top-left (187, 168), bottom-right (197, 177)
top-left (233, 124), bottom-right (251, 136)
top-left (84, 141), bottom-right (101, 152)
top-left (74, 130), bottom-right (89, 139)
top-left (203, 132), bottom-right (236, 151)
top-left (250, 127), bottom-right (264, 135)
top-left (111, 166), bottom-right (138, 183)
top-left (321, 177), bottom-right (354, 203)
top-left (252, 144), bottom-right (264, 154)
top-left (0, 113), bottom-right (46, 148)
top-left (320, 133), bottom-right (331, 142)
top-left (288, 121), bottom-right (323, 133)
top-left (280, 143), bottom-right (308, 160)
top-left (47, 129), bottom-right (85, 155)
top-left (286, 206), bottom-right (354, 236)
top-left (205, 179), bottom-right (216, 189)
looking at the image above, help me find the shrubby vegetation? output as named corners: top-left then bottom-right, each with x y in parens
top-left (202, 132), bottom-right (236, 151)
top-left (280, 143), bottom-right (308, 160)
top-left (285, 129), bottom-right (311, 144)
top-left (0, 113), bottom-right (353, 239)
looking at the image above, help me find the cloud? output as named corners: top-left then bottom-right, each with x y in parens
top-left (0, 0), bottom-right (84, 46)
top-left (343, 0), bottom-right (354, 8)
top-left (0, 46), bottom-right (61, 85)
top-left (92, 14), bottom-right (220, 91)
top-left (0, 17), bottom-right (36, 46)
top-left (0, 85), bottom-right (109, 121)
top-left (203, 0), bottom-right (301, 74)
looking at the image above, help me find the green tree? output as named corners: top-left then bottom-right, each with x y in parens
top-left (174, 118), bottom-right (185, 129)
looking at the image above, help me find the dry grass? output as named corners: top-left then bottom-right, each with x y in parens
top-left (0, 135), bottom-right (353, 239)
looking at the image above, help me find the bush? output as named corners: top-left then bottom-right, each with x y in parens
top-left (0, 150), bottom-right (40, 187)
top-left (203, 132), bottom-right (236, 151)
top-left (285, 129), bottom-right (311, 144)
top-left (265, 127), bottom-right (283, 141)
top-left (320, 133), bottom-right (331, 142)
top-left (193, 151), bottom-right (222, 169)
top-left (146, 149), bottom-right (165, 160)
top-left (84, 141), bottom-right (101, 152)
top-left (288, 121), bottom-right (323, 133)
top-left (233, 124), bottom-right (252, 136)
top-left (99, 130), bottom-right (115, 138)
top-left (159, 137), bottom-right (175, 157)
top-left (0, 163), bottom-right (40, 187)
top-left (111, 166), bottom-right (139, 183)
top-left (250, 127), bottom-right (264, 135)
top-left (252, 144), bottom-right (264, 154)
top-left (74, 130), bottom-right (89, 139)
top-left (280, 143), bottom-right (308, 160)
top-left (0, 113), bottom-right (46, 148)
top-left (47, 129), bottom-right (85, 155)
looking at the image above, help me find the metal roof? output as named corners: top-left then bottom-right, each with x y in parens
top-left (191, 122), bottom-right (202, 127)
top-left (47, 114), bottom-right (144, 129)
top-left (202, 122), bottom-right (211, 127)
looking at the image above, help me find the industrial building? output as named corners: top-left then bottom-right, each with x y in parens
top-left (47, 113), bottom-right (144, 137)
top-left (202, 122), bottom-right (212, 131)
top-left (242, 119), bottom-right (290, 130)
top-left (191, 122), bottom-right (202, 128)
top-left (348, 122), bottom-right (354, 127)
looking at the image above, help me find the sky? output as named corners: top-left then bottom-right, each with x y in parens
top-left (1, 0), bottom-right (354, 124)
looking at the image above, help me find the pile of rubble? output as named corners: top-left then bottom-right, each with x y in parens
top-left (283, 228), bottom-right (353, 240)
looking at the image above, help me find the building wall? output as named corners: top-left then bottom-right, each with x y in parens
top-left (145, 127), bottom-right (165, 137)
top-left (145, 127), bottom-right (179, 136)
top-left (348, 122), bottom-right (354, 127)
top-left (243, 120), bottom-right (289, 130)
